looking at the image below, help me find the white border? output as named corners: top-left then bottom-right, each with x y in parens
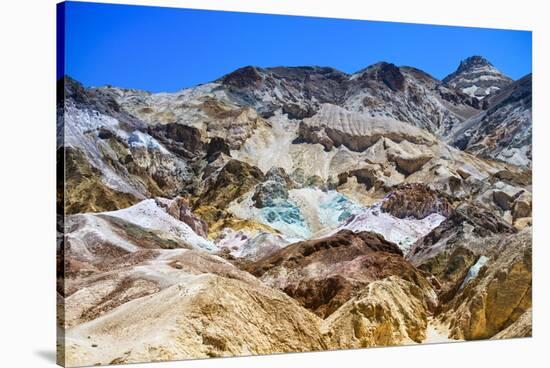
top-left (0, 1), bottom-right (547, 367)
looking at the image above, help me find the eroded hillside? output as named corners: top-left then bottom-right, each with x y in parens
top-left (57, 56), bottom-right (532, 367)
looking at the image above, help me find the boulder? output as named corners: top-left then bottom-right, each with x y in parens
top-left (511, 192), bottom-right (532, 220)
top-left (385, 139), bottom-right (434, 176)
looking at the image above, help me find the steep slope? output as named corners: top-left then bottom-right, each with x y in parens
top-left (321, 276), bottom-right (435, 347)
top-left (219, 65), bottom-right (349, 119)
top-left (220, 63), bottom-right (481, 135)
top-left (492, 308), bottom-right (532, 339)
top-left (64, 275), bottom-right (327, 366)
top-left (298, 103), bottom-right (436, 152)
top-left (443, 56), bottom-right (512, 99)
top-left (451, 74), bottom-right (532, 166)
top-left (290, 102), bottom-right (514, 200)
top-left (60, 77), bottom-right (200, 213)
top-left (329, 184), bottom-right (450, 251)
top-left (406, 205), bottom-right (531, 340)
top-left (344, 63), bottom-right (480, 134)
top-left (438, 229), bottom-right (532, 340)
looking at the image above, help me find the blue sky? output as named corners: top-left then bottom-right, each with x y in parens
top-left (59, 1), bottom-right (532, 92)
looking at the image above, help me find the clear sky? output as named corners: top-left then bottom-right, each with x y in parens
top-left (59, 1), bottom-right (532, 93)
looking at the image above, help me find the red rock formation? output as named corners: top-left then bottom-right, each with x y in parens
top-left (249, 230), bottom-right (435, 318)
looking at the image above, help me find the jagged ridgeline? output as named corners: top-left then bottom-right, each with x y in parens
top-left (57, 56), bottom-right (531, 366)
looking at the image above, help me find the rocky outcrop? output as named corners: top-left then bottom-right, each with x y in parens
top-left (252, 167), bottom-right (293, 208)
top-left (214, 62), bottom-right (481, 134)
top-left (148, 123), bottom-right (205, 159)
top-left (298, 104), bottom-right (436, 152)
top-left (249, 230), bottom-right (435, 318)
top-left (205, 137), bottom-right (231, 162)
top-left (197, 159), bottom-right (264, 209)
top-left (203, 104), bottom-right (269, 150)
top-left (322, 276), bottom-right (433, 348)
top-left (407, 201), bottom-right (517, 304)
top-left (451, 74), bottom-right (532, 166)
top-left (492, 308), bottom-right (532, 339)
top-left (63, 147), bottom-right (141, 214)
top-left (191, 159), bottom-right (266, 236)
top-left (220, 65), bottom-right (348, 119)
top-left (345, 63), bottom-right (480, 134)
top-left (156, 197), bottom-right (209, 238)
top-left (220, 65), bottom-right (264, 89)
top-left (355, 62), bottom-right (406, 92)
top-left (62, 78), bottom-right (199, 210)
top-left (440, 229), bottom-right (532, 340)
top-left (408, 202), bottom-right (516, 267)
top-left (388, 152), bottom-right (433, 176)
top-left (512, 192), bottom-right (532, 220)
top-left (381, 184), bottom-right (453, 219)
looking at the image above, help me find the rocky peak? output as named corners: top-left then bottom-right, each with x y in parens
top-left (354, 62), bottom-right (406, 91)
top-left (220, 65), bottom-right (265, 89)
top-left (60, 75), bottom-right (87, 103)
top-left (455, 55), bottom-right (493, 73)
top-left (443, 55), bottom-right (512, 99)
top-left (217, 65), bottom-right (349, 119)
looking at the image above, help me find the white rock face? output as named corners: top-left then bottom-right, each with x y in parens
top-left (215, 227), bottom-right (289, 261)
top-left (65, 213), bottom-right (140, 261)
top-left (323, 203), bottom-right (446, 252)
top-left (106, 199), bottom-right (216, 251)
top-left (64, 104), bottom-right (147, 198)
top-left (459, 255), bottom-right (489, 290)
top-left (301, 103), bottom-right (437, 151)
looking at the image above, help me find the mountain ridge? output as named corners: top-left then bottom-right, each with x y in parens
top-left (58, 54), bottom-right (532, 366)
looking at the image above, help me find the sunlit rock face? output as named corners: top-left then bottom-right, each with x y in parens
top-left (443, 56), bottom-right (513, 99)
top-left (59, 55), bottom-right (531, 366)
top-left (438, 229), bottom-right (532, 340)
top-left (321, 276), bottom-right (436, 348)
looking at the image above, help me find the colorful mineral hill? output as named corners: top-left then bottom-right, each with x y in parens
top-left (57, 2), bottom-right (532, 367)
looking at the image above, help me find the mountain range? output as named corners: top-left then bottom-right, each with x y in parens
top-left (57, 55), bottom-right (532, 367)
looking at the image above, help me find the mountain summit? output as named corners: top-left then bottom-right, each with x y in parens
top-left (443, 55), bottom-right (512, 99)
top-left (455, 55), bottom-right (494, 73)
